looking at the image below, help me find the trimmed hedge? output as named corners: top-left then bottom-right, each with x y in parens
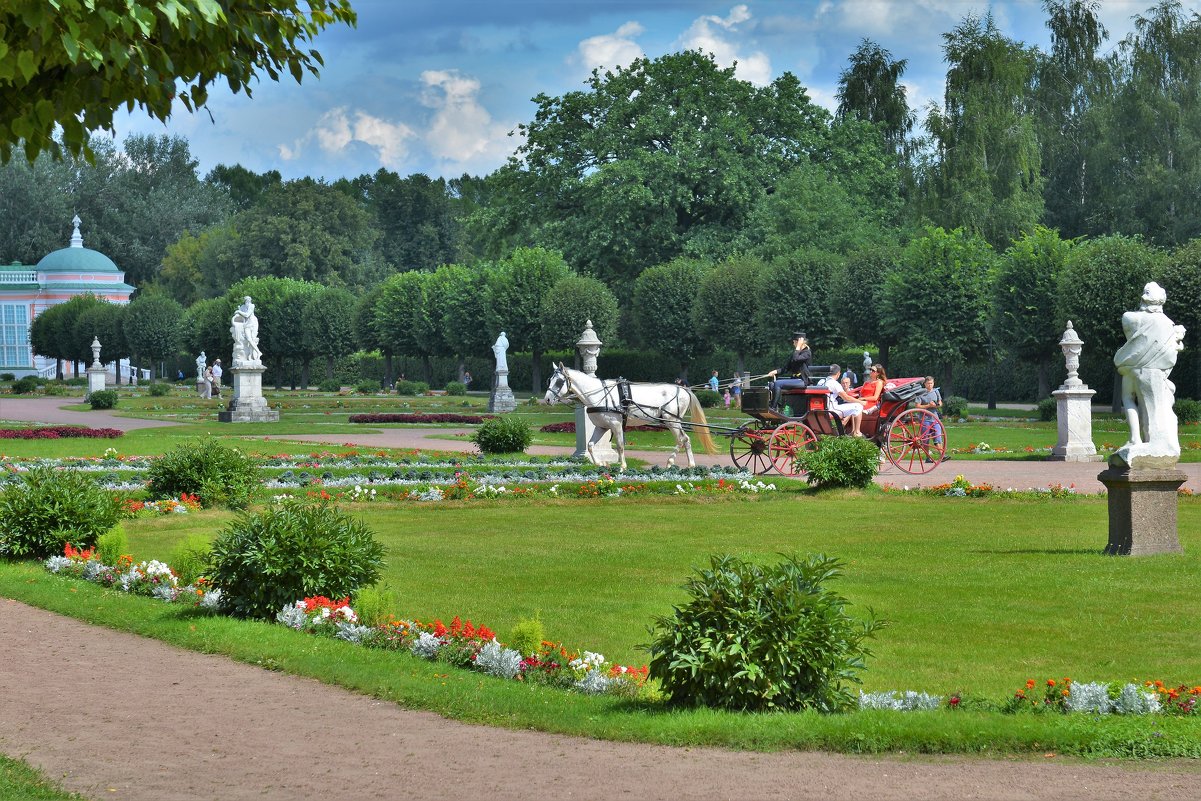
top-left (349, 413), bottom-right (492, 424)
top-left (0, 426), bottom-right (123, 439)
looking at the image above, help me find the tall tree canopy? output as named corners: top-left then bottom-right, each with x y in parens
top-left (836, 39), bottom-right (914, 154)
top-left (0, 0), bottom-right (356, 162)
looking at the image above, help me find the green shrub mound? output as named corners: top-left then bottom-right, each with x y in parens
top-left (355, 380), bottom-right (380, 395)
top-left (1038, 397), bottom-right (1057, 422)
top-left (95, 525), bottom-right (128, 566)
top-left (147, 382), bottom-right (171, 397)
top-left (647, 553), bottom-right (883, 712)
top-left (395, 379), bottom-right (430, 396)
top-left (88, 389), bottom-right (118, 409)
top-left (1175, 397), bottom-right (1201, 425)
top-left (318, 378), bottom-right (342, 393)
top-left (472, 415), bottom-right (533, 454)
top-left (0, 372), bottom-right (14, 381)
top-left (11, 376), bottom-right (39, 394)
top-left (694, 389), bottom-right (721, 408)
top-left (943, 395), bottom-right (969, 418)
top-left (798, 436), bottom-right (880, 489)
top-left (146, 439), bottom-right (260, 509)
top-left (0, 466), bottom-right (121, 559)
top-left (208, 500), bottom-right (385, 619)
top-left (446, 381), bottom-right (466, 396)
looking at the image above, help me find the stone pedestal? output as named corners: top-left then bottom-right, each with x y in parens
top-left (196, 378), bottom-right (208, 398)
top-left (86, 365), bottom-right (106, 397)
top-left (1097, 467), bottom-right (1187, 556)
top-left (217, 366), bottom-right (279, 423)
top-left (488, 368), bottom-right (516, 413)
top-left (574, 405), bottom-right (618, 465)
top-left (1049, 387), bottom-right (1101, 461)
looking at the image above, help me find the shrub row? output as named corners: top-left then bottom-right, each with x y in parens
top-left (349, 413), bottom-right (492, 424)
top-left (0, 426), bottom-right (123, 439)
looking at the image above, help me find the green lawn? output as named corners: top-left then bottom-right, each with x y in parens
top-left (0, 755), bottom-right (83, 800)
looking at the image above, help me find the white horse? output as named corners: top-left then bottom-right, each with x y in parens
top-left (543, 364), bottom-right (717, 469)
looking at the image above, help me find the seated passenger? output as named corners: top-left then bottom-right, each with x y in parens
top-left (857, 364), bottom-right (887, 414)
top-left (766, 331), bottom-right (811, 411)
top-left (822, 364), bottom-right (865, 437)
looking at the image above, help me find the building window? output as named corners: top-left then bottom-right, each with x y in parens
top-left (0, 304), bottom-right (30, 367)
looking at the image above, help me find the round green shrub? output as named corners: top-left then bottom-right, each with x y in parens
top-left (446, 381), bottom-right (466, 396)
top-left (1038, 396), bottom-right (1057, 422)
top-left (0, 372), bottom-right (14, 381)
top-left (0, 466), bottom-right (121, 559)
top-left (694, 389), bottom-right (721, 408)
top-left (207, 500), bottom-right (385, 619)
top-left (1174, 397), bottom-right (1201, 425)
top-left (318, 378), bottom-right (342, 393)
top-left (146, 439), bottom-right (260, 509)
top-left (355, 380), bottom-right (379, 395)
top-left (395, 379), bottom-right (430, 396)
top-left (147, 382), bottom-right (171, 397)
top-left (11, 376), bottom-right (40, 394)
top-left (88, 389), bottom-right (118, 409)
top-left (65, 377), bottom-right (88, 386)
top-left (797, 436), bottom-right (880, 489)
top-left (943, 395), bottom-right (969, 418)
top-left (472, 415), bottom-right (533, 454)
top-left (43, 383), bottom-right (69, 396)
top-left (95, 524), bottom-right (128, 566)
top-left (646, 553), bottom-right (883, 712)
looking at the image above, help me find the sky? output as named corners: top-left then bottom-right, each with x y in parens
top-left (113, 0), bottom-right (1182, 182)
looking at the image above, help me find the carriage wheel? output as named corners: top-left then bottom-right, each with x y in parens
top-left (730, 425), bottom-right (772, 475)
top-left (884, 409), bottom-right (946, 474)
top-left (768, 422), bottom-right (818, 477)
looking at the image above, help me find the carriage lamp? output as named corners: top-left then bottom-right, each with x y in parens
top-left (577, 319), bottom-right (602, 376)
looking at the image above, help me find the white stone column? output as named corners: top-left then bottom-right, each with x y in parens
top-left (1049, 321), bottom-right (1101, 462)
top-left (86, 337), bottom-right (107, 397)
top-left (573, 319), bottom-right (618, 465)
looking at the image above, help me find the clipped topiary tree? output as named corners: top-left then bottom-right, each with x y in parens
top-left (472, 415), bottom-right (533, 454)
top-left (0, 466), bottom-right (121, 559)
top-left (207, 500), bottom-right (385, 619)
top-left (646, 553), bottom-right (883, 712)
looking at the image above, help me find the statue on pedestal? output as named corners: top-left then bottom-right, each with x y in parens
top-left (1111, 282), bottom-right (1187, 468)
top-left (492, 332), bottom-right (509, 373)
top-left (230, 297), bottom-right (262, 367)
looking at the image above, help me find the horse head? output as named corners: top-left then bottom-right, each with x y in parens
top-left (544, 362), bottom-right (572, 405)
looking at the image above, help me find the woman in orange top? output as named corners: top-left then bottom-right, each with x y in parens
top-left (857, 364), bottom-right (887, 413)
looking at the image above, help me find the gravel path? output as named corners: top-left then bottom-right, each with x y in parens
top-left (3, 599), bottom-right (1199, 801)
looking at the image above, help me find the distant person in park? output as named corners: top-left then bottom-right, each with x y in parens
top-left (211, 359), bottom-right (223, 399)
top-left (857, 365), bottom-right (887, 414)
top-left (821, 364), bottom-right (865, 437)
top-left (914, 375), bottom-right (944, 449)
top-left (843, 366), bottom-right (858, 387)
top-left (176, 369), bottom-right (184, 382)
top-left (723, 388), bottom-right (731, 409)
top-left (731, 377), bottom-right (742, 408)
top-left (708, 370), bottom-right (720, 393)
top-left (463, 370), bottom-right (472, 390)
top-left (766, 332), bottom-right (812, 411)
top-left (201, 366), bottom-right (214, 399)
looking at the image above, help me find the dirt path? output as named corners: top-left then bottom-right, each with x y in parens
top-left (2, 599), bottom-right (1199, 801)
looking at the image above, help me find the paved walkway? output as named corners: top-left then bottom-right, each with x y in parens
top-left (2, 396), bottom-right (1198, 493)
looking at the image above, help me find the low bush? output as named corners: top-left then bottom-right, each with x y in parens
top-left (943, 395), bottom-right (969, 418)
top-left (95, 525), bottom-right (128, 566)
top-left (472, 415), bottom-right (533, 454)
top-left (797, 436), bottom-right (880, 489)
top-left (395, 380), bottom-right (430, 396)
top-left (446, 381), bottom-right (466, 396)
top-left (43, 383), bottom-right (69, 396)
top-left (348, 413), bottom-right (491, 424)
top-left (207, 500), bottom-right (385, 619)
top-left (318, 378), bottom-right (342, 393)
top-left (646, 553), bottom-right (883, 712)
top-left (694, 389), bottom-right (721, 408)
top-left (507, 615), bottom-right (545, 657)
top-left (353, 583), bottom-right (396, 627)
top-left (1175, 397), bottom-right (1201, 425)
top-left (0, 426), bottom-right (122, 439)
top-left (0, 466), bottom-right (121, 559)
top-left (88, 389), bottom-right (118, 409)
top-left (0, 372), bottom-right (14, 381)
top-left (147, 382), bottom-right (171, 397)
top-left (145, 439), bottom-right (260, 509)
top-left (65, 377), bottom-right (88, 386)
top-left (11, 376), bottom-right (39, 394)
top-left (1038, 397), bottom-right (1057, 422)
top-left (169, 534), bottom-right (213, 586)
top-left (355, 380), bottom-right (380, 395)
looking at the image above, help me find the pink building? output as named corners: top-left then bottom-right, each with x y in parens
top-left (0, 216), bottom-right (135, 377)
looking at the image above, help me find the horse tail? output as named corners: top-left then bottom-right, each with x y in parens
top-left (688, 390), bottom-right (718, 455)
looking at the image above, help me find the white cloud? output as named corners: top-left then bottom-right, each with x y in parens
top-left (679, 4), bottom-right (772, 85)
top-left (280, 107), bottom-right (416, 169)
top-left (578, 21), bottom-right (645, 72)
top-left (421, 69), bottom-right (517, 169)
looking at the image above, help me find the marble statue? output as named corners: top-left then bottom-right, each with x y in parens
top-left (492, 332), bottom-right (509, 373)
top-left (196, 351), bottom-right (207, 375)
top-left (862, 351), bottom-right (872, 376)
top-left (230, 297), bottom-right (262, 367)
top-left (1111, 282), bottom-right (1187, 468)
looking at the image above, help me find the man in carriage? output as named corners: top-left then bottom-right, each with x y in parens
top-left (765, 332), bottom-right (812, 412)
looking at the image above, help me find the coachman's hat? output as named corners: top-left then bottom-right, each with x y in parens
top-left (791, 331), bottom-right (807, 341)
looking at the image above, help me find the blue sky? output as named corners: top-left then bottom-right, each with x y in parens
top-left (114, 0), bottom-right (1171, 181)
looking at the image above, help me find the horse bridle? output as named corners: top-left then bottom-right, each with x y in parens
top-left (547, 367), bottom-right (572, 403)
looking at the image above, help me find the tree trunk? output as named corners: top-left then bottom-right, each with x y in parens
top-left (880, 343), bottom-right (891, 371)
top-left (736, 352), bottom-right (745, 374)
top-left (384, 353), bottom-right (394, 388)
top-left (1037, 359), bottom-right (1050, 399)
top-left (1112, 372), bottom-right (1122, 414)
top-left (275, 356), bottom-right (284, 391)
top-left (987, 356), bottom-right (996, 410)
top-left (941, 363), bottom-right (954, 398)
top-left (326, 356), bottom-right (335, 381)
top-left (531, 348), bottom-right (543, 394)
top-left (301, 359), bottom-right (311, 390)
top-left (55, 359), bottom-right (63, 380)
top-left (422, 355), bottom-right (433, 385)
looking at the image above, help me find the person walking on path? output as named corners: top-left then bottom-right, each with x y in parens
top-left (211, 359), bottom-right (223, 399)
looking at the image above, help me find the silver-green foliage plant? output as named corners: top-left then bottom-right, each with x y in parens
top-left (646, 553), bottom-right (884, 712)
top-left (207, 500), bottom-right (385, 619)
top-left (472, 416), bottom-right (533, 454)
top-left (798, 436), bottom-right (879, 489)
top-left (0, 466), bottom-right (120, 559)
top-left (146, 439), bottom-right (260, 509)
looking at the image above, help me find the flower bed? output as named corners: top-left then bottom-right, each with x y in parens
top-left (0, 426), bottom-right (123, 439)
top-left (348, 413), bottom-right (493, 424)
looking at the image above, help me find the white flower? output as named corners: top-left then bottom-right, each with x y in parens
top-left (475, 640), bottom-right (523, 679)
top-left (1065, 682), bottom-right (1113, 714)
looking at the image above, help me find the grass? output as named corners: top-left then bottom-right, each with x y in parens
top-left (0, 755), bottom-right (83, 800)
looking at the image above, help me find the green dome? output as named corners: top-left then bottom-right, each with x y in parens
top-left (37, 246), bottom-right (120, 273)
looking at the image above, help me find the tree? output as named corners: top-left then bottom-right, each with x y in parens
top-left (1057, 234), bottom-right (1162, 408)
top-left (357, 170), bottom-right (461, 271)
top-left (49, 294), bottom-right (106, 370)
top-left (432, 263), bottom-right (494, 378)
top-left (183, 296), bottom-right (232, 368)
top-left (353, 283), bottom-right (393, 386)
top-left (754, 250), bottom-right (844, 359)
top-left (830, 246), bottom-right (902, 366)
top-left (836, 39), bottom-right (915, 155)
top-left (302, 286), bottom-right (358, 381)
top-left (74, 301), bottom-right (128, 371)
top-left (881, 227), bottom-right (997, 394)
top-left (226, 276), bottom-right (315, 389)
top-left (123, 293), bottom-right (184, 379)
top-left (540, 275), bottom-right (620, 354)
top-left (485, 247), bottom-right (572, 391)
top-left (1160, 238), bottom-right (1201, 399)
top-left (485, 52), bottom-right (832, 289)
top-left (692, 256), bottom-right (764, 373)
top-left (993, 226), bottom-right (1074, 397)
top-left (0, 0), bottom-right (356, 162)
top-left (206, 164), bottom-right (282, 210)
top-left (0, 151), bottom-right (75, 263)
top-left (632, 259), bottom-right (706, 379)
top-left (375, 271), bottom-right (431, 380)
top-left (923, 13), bottom-right (1043, 249)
